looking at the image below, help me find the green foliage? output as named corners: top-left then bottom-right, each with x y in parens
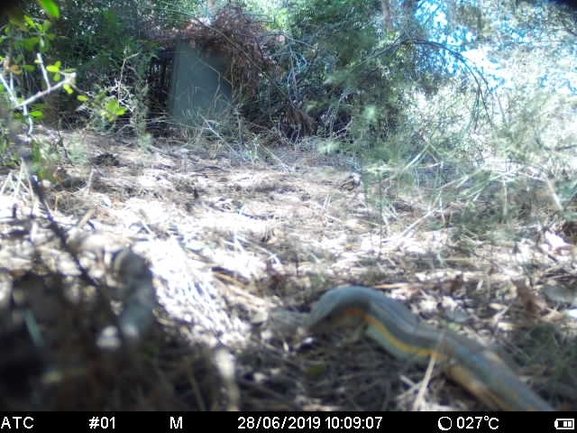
top-left (38, 0), bottom-right (60, 18)
top-left (1, 15), bottom-right (56, 55)
top-left (278, 0), bottom-right (430, 154)
top-left (291, 0), bottom-right (380, 67)
top-left (102, 97), bottom-right (127, 123)
top-left (143, 0), bottom-right (206, 27)
top-left (275, 0), bottom-right (576, 238)
top-left (0, 11), bottom-right (80, 173)
top-left (53, 8), bottom-right (130, 88)
top-left (0, 14), bottom-right (70, 109)
top-left (26, 2), bottom-right (157, 136)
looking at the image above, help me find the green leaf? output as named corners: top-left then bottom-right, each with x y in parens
top-left (63, 83), bottom-right (73, 94)
top-left (102, 99), bottom-right (127, 121)
top-left (22, 37), bottom-right (39, 51)
top-left (46, 63), bottom-right (60, 72)
top-left (24, 16), bottom-right (36, 28)
top-left (41, 20), bottom-right (53, 32)
top-left (23, 64), bottom-right (35, 72)
top-left (105, 100), bottom-right (118, 112)
top-left (30, 110), bottom-right (44, 118)
top-left (38, 0), bottom-right (60, 18)
top-left (77, 95), bottom-right (89, 102)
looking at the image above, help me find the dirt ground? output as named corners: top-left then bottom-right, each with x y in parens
top-left (0, 129), bottom-right (576, 411)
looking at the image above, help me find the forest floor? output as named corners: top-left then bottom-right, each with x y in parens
top-left (1, 128), bottom-right (576, 411)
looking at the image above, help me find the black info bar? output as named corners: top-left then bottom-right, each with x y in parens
top-left (0, 411), bottom-right (573, 433)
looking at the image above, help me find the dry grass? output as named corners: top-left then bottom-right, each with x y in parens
top-left (0, 128), bottom-right (575, 411)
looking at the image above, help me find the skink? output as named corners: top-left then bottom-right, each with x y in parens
top-left (307, 286), bottom-right (553, 411)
